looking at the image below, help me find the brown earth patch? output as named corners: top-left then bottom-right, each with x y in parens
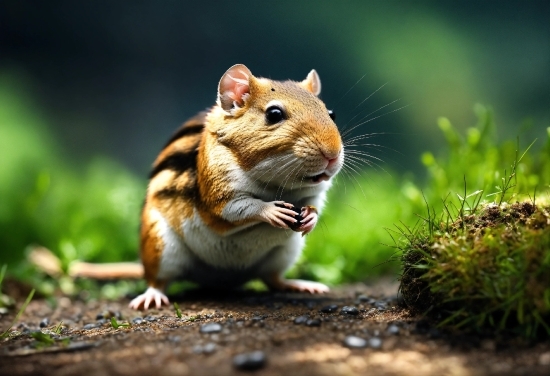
top-left (1, 280), bottom-right (549, 376)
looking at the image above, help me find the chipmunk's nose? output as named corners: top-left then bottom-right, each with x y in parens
top-left (327, 156), bottom-right (338, 168)
top-left (322, 150), bottom-right (341, 169)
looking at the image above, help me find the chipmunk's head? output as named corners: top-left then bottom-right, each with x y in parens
top-left (209, 64), bottom-right (343, 189)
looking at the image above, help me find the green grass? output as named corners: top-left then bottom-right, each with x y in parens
top-left (0, 78), bottom-right (144, 295)
top-left (400, 199), bottom-right (550, 337)
top-left (0, 288), bottom-right (35, 339)
top-left (110, 317), bottom-right (131, 329)
top-left (174, 302), bottom-right (183, 318)
top-left (397, 108), bottom-right (550, 337)
top-left (0, 265), bottom-right (14, 309)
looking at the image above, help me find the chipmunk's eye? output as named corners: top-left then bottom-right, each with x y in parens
top-left (265, 106), bottom-right (285, 125)
top-left (328, 110), bottom-right (335, 121)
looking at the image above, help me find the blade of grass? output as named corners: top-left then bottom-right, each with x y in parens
top-left (1, 288), bottom-right (35, 339)
top-left (0, 265), bottom-right (7, 290)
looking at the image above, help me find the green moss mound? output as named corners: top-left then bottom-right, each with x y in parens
top-left (401, 200), bottom-right (550, 338)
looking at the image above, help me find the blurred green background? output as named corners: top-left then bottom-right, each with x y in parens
top-left (1, 1), bottom-right (549, 289)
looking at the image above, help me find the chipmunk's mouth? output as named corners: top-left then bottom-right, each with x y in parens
top-left (307, 172), bottom-right (330, 183)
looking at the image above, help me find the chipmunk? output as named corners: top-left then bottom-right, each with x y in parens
top-left (125, 64), bottom-right (344, 309)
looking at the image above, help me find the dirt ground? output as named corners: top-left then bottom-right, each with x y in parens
top-left (1, 280), bottom-right (549, 376)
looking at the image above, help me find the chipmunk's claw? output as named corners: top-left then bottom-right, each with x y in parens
top-left (129, 287), bottom-right (169, 310)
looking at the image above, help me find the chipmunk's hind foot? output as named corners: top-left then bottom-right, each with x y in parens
top-left (129, 287), bottom-right (170, 310)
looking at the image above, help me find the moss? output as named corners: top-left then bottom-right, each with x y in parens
top-left (400, 200), bottom-right (550, 338)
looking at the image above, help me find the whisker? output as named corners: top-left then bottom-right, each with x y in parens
top-left (341, 164), bottom-right (367, 199)
top-left (344, 150), bottom-right (386, 164)
top-left (339, 82), bottom-right (390, 132)
top-left (342, 99), bottom-right (404, 138)
top-left (333, 73), bottom-right (367, 110)
top-left (345, 154), bottom-right (389, 175)
top-left (353, 81), bottom-right (389, 111)
top-left (342, 104), bottom-right (409, 137)
top-left (261, 162), bottom-right (296, 197)
top-left (276, 161), bottom-right (302, 199)
top-left (344, 156), bottom-right (372, 172)
top-left (343, 132), bottom-right (390, 143)
top-left (254, 156), bottom-right (296, 196)
top-left (250, 154), bottom-right (294, 189)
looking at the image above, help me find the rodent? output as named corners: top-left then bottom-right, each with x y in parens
top-left (129, 64), bottom-right (344, 310)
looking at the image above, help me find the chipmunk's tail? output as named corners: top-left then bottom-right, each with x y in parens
top-left (28, 246), bottom-right (144, 280)
top-left (69, 261), bottom-right (144, 279)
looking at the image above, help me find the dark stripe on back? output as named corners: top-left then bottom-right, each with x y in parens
top-left (162, 123), bottom-right (204, 149)
top-left (161, 110), bottom-right (208, 148)
top-left (149, 111), bottom-right (208, 179)
top-left (149, 149), bottom-right (198, 179)
top-left (155, 176), bottom-right (198, 201)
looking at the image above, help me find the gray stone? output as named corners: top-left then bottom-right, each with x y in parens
top-left (200, 322), bottom-right (222, 334)
top-left (343, 335), bottom-right (368, 348)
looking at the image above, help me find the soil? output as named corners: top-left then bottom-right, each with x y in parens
top-left (1, 280), bottom-right (549, 376)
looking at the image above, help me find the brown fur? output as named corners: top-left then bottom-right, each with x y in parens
top-left (206, 78), bottom-right (341, 172)
top-left (140, 116), bottom-right (204, 280)
top-left (139, 201), bottom-right (166, 289)
top-left (140, 67), bottom-right (342, 280)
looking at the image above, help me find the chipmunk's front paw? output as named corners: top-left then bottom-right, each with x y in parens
top-left (298, 205), bottom-right (318, 235)
top-left (129, 287), bottom-right (169, 310)
top-left (261, 201), bottom-right (299, 229)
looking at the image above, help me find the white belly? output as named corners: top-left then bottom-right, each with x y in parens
top-left (182, 212), bottom-right (295, 268)
top-left (156, 210), bottom-right (302, 286)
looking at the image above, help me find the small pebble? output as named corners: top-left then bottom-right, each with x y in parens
top-left (132, 317), bottom-right (144, 325)
top-left (319, 304), bottom-right (339, 313)
top-left (343, 335), bottom-right (367, 348)
top-left (39, 318), bottom-right (50, 328)
top-left (233, 351), bottom-right (267, 371)
top-left (96, 310), bottom-right (119, 320)
top-left (365, 308), bottom-right (376, 315)
top-left (203, 342), bottom-right (217, 354)
top-left (293, 315), bottom-right (308, 325)
top-left (200, 323), bottom-right (222, 334)
top-left (387, 324), bottom-right (400, 335)
top-left (306, 301), bottom-right (317, 309)
top-left (144, 316), bottom-right (158, 322)
top-left (369, 337), bottom-right (383, 349)
top-left (340, 306), bottom-right (359, 316)
top-left (356, 295), bottom-right (373, 303)
top-left (83, 323), bottom-right (100, 330)
top-left (168, 335), bottom-right (181, 343)
top-left (252, 316), bottom-right (264, 322)
top-left (305, 319), bottom-right (321, 327)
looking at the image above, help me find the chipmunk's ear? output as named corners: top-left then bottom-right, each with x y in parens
top-left (218, 64), bottom-right (253, 111)
top-left (300, 69), bottom-right (322, 96)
